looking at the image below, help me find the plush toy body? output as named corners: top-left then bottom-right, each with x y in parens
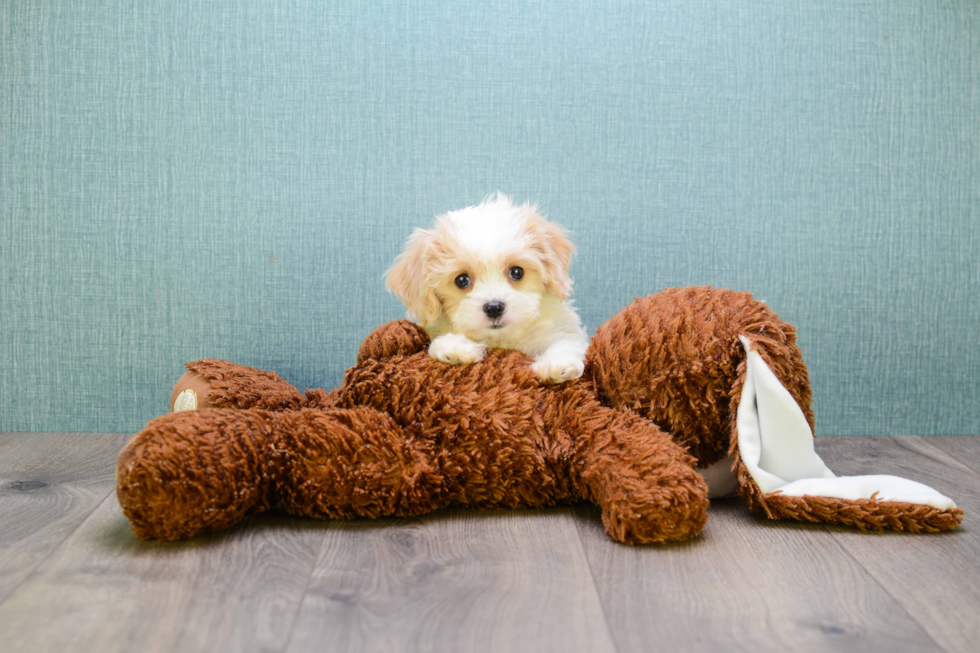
top-left (117, 287), bottom-right (962, 544)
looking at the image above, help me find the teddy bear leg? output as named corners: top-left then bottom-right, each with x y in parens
top-left (117, 406), bottom-right (449, 541)
top-left (169, 359), bottom-right (308, 412)
top-left (117, 408), bottom-right (282, 540)
top-left (274, 407), bottom-right (449, 520)
top-left (731, 336), bottom-right (963, 532)
top-left (570, 404), bottom-right (710, 544)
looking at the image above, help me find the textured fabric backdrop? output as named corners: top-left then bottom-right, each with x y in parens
top-left (1, 1), bottom-right (977, 434)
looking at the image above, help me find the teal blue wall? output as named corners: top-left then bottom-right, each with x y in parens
top-left (2, 1), bottom-right (977, 434)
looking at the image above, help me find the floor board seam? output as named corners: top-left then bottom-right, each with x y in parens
top-left (570, 505), bottom-right (621, 653)
top-left (279, 524), bottom-right (331, 653)
top-left (912, 436), bottom-right (980, 478)
top-left (815, 437), bottom-right (961, 652)
top-left (826, 528), bottom-right (953, 653)
top-left (821, 436), bottom-right (977, 653)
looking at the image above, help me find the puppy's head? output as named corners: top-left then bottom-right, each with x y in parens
top-left (385, 194), bottom-right (574, 341)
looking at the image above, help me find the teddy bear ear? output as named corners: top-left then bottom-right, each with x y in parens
top-left (528, 213), bottom-right (575, 300)
top-left (385, 228), bottom-right (442, 326)
top-left (734, 335), bottom-right (961, 531)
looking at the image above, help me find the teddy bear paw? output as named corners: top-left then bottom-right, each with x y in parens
top-left (531, 355), bottom-right (585, 384)
top-left (428, 333), bottom-right (487, 365)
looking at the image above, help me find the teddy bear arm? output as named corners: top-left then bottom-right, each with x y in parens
top-left (569, 405), bottom-right (710, 545)
top-left (357, 320), bottom-right (431, 364)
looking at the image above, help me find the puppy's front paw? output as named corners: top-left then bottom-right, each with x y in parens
top-left (531, 355), bottom-right (585, 384)
top-left (428, 333), bottom-right (486, 366)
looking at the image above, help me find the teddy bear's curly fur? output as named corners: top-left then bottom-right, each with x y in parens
top-left (116, 287), bottom-right (962, 544)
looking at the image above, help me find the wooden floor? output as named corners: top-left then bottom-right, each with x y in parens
top-left (0, 434), bottom-right (976, 653)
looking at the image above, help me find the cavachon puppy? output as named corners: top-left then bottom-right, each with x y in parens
top-left (385, 193), bottom-right (589, 383)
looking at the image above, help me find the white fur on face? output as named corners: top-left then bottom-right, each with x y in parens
top-left (386, 193), bottom-right (585, 360)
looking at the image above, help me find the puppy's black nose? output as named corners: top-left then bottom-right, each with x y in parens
top-left (483, 301), bottom-right (505, 319)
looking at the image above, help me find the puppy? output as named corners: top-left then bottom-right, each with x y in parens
top-left (385, 193), bottom-right (589, 383)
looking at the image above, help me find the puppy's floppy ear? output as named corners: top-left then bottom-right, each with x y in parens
top-left (529, 215), bottom-right (575, 300)
top-left (385, 228), bottom-right (442, 326)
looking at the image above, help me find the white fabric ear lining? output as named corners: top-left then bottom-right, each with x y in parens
top-left (735, 336), bottom-right (956, 511)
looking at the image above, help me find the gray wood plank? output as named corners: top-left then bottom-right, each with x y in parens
top-left (286, 508), bottom-right (617, 653)
top-left (0, 432), bottom-right (130, 602)
top-left (816, 436), bottom-right (980, 653)
top-left (574, 492), bottom-right (942, 652)
top-left (0, 492), bottom-right (325, 653)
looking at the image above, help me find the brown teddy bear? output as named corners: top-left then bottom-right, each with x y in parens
top-left (116, 287), bottom-right (962, 544)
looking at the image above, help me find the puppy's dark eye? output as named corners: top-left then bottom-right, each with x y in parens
top-left (509, 266), bottom-right (524, 281)
top-left (454, 273), bottom-right (471, 289)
